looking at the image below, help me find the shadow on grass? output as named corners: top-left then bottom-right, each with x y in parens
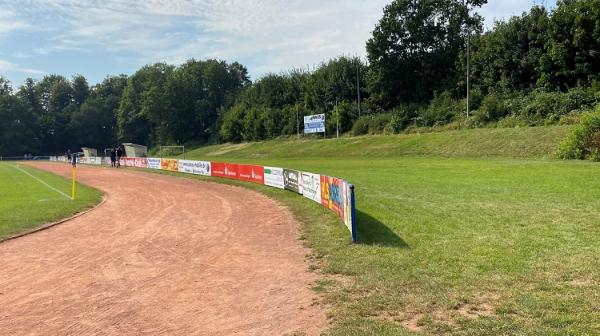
top-left (356, 210), bottom-right (408, 248)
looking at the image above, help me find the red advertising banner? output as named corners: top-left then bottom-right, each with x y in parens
top-left (125, 157), bottom-right (136, 167)
top-left (211, 162), bottom-right (239, 179)
top-left (320, 175), bottom-right (345, 219)
top-left (238, 164), bottom-right (264, 184)
top-left (133, 158), bottom-right (148, 168)
top-left (161, 159), bottom-right (179, 172)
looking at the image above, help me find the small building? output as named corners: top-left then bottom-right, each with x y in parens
top-left (122, 143), bottom-right (148, 158)
top-left (81, 147), bottom-right (98, 157)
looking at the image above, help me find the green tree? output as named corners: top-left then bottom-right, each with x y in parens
top-left (366, 0), bottom-right (486, 109)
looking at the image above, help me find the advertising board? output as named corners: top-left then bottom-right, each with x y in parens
top-left (211, 162), bottom-right (239, 179)
top-left (147, 158), bottom-right (161, 169)
top-left (283, 169), bottom-right (302, 194)
top-left (238, 164), bottom-right (264, 184)
top-left (133, 158), bottom-right (148, 168)
top-left (264, 167), bottom-right (284, 189)
top-left (320, 175), bottom-right (344, 218)
top-left (304, 114), bottom-right (326, 134)
top-left (301, 172), bottom-right (321, 203)
top-left (125, 157), bottom-right (136, 167)
top-left (160, 159), bottom-right (179, 172)
top-left (178, 160), bottom-right (211, 176)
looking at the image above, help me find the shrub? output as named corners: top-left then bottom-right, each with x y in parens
top-left (520, 88), bottom-right (598, 125)
top-left (385, 106), bottom-right (415, 134)
top-left (351, 114), bottom-right (393, 136)
top-left (351, 116), bottom-right (370, 136)
top-left (473, 93), bottom-right (511, 124)
top-left (557, 105), bottom-right (600, 160)
top-left (421, 91), bottom-right (464, 126)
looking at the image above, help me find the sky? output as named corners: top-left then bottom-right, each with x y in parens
top-left (0, 0), bottom-right (557, 87)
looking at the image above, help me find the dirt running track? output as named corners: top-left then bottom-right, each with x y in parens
top-left (0, 162), bottom-right (327, 335)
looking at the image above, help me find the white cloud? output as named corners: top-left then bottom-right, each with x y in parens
top-left (0, 9), bottom-right (30, 34)
top-left (0, 59), bottom-right (46, 75)
top-left (478, 0), bottom-right (556, 29)
top-left (0, 0), bottom-right (554, 82)
top-left (2, 0), bottom-right (388, 77)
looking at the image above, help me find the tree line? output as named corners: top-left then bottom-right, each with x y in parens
top-left (1, 0), bottom-right (599, 156)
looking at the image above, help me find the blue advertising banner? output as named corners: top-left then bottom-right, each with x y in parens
top-left (304, 114), bottom-right (325, 134)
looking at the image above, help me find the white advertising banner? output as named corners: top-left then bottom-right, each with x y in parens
top-left (87, 157), bottom-right (102, 165)
top-left (304, 114), bottom-right (326, 134)
top-left (178, 160), bottom-right (211, 176)
top-left (301, 172), bottom-right (321, 204)
top-left (147, 158), bottom-right (161, 169)
top-left (264, 166), bottom-right (284, 189)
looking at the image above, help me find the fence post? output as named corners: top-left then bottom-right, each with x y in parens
top-left (350, 184), bottom-right (357, 243)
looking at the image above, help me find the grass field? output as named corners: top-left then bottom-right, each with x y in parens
top-left (167, 126), bottom-right (600, 335)
top-left (0, 162), bottom-right (102, 240)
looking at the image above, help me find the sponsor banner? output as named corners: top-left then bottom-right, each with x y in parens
top-left (264, 166), bottom-right (284, 189)
top-left (125, 157), bottom-right (136, 167)
top-left (283, 169), bottom-right (302, 194)
top-left (133, 158), bottom-right (148, 168)
top-left (104, 157), bottom-right (112, 165)
top-left (320, 175), bottom-right (345, 218)
top-left (147, 158), bottom-right (161, 169)
top-left (238, 164), bottom-right (264, 184)
top-left (87, 157), bottom-right (102, 165)
top-left (119, 158), bottom-right (126, 167)
top-left (343, 181), bottom-right (353, 233)
top-left (301, 172), bottom-right (321, 204)
top-left (178, 160), bottom-right (211, 176)
top-left (161, 159), bottom-right (179, 172)
top-left (211, 162), bottom-right (239, 179)
top-left (304, 114), bottom-right (326, 134)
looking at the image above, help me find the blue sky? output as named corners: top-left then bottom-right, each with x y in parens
top-left (0, 0), bottom-right (557, 87)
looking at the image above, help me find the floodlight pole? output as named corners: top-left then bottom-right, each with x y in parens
top-left (465, 0), bottom-right (471, 119)
top-left (336, 99), bottom-right (339, 139)
top-left (356, 60), bottom-right (361, 118)
top-left (296, 105), bottom-right (300, 139)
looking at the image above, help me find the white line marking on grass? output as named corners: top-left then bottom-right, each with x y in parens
top-left (13, 165), bottom-right (72, 200)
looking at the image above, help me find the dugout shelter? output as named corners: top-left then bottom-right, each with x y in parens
top-left (122, 143), bottom-right (148, 158)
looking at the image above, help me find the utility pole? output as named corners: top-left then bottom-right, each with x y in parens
top-left (465, 0), bottom-right (470, 119)
top-left (356, 60), bottom-right (361, 118)
top-left (336, 99), bottom-right (339, 139)
top-left (296, 105), bottom-right (300, 139)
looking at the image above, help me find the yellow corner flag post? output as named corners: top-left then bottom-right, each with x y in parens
top-left (71, 166), bottom-right (77, 200)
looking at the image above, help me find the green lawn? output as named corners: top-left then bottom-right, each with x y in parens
top-left (171, 126), bottom-right (599, 335)
top-left (0, 162), bottom-right (102, 240)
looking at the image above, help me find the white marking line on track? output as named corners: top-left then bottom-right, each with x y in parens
top-left (12, 165), bottom-right (72, 200)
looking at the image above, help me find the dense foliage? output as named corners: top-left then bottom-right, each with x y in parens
top-left (1, 0), bottom-right (600, 156)
top-left (557, 105), bottom-right (600, 160)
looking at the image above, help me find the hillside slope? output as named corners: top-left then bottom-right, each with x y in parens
top-left (185, 126), bottom-right (571, 160)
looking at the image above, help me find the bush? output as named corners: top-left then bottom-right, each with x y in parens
top-left (421, 91), bottom-right (464, 126)
top-left (385, 105), bottom-right (416, 134)
top-left (520, 88), bottom-right (598, 125)
top-left (351, 116), bottom-right (370, 136)
top-left (351, 114), bottom-right (393, 136)
top-left (472, 93), bottom-right (511, 125)
top-left (557, 105), bottom-right (600, 160)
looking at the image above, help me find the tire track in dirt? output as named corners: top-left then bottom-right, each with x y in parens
top-left (0, 162), bottom-right (326, 336)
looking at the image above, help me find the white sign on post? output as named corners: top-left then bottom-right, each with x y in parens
top-left (304, 114), bottom-right (326, 134)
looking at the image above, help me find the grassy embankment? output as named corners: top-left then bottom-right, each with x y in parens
top-left (163, 125), bottom-right (599, 335)
top-left (0, 163), bottom-right (102, 240)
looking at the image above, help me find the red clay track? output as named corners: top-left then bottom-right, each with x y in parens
top-left (0, 162), bottom-right (326, 335)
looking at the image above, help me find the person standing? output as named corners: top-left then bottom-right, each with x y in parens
top-left (110, 147), bottom-right (117, 167)
top-left (71, 152), bottom-right (77, 167)
top-left (116, 146), bottom-right (123, 168)
top-left (66, 149), bottom-right (71, 164)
